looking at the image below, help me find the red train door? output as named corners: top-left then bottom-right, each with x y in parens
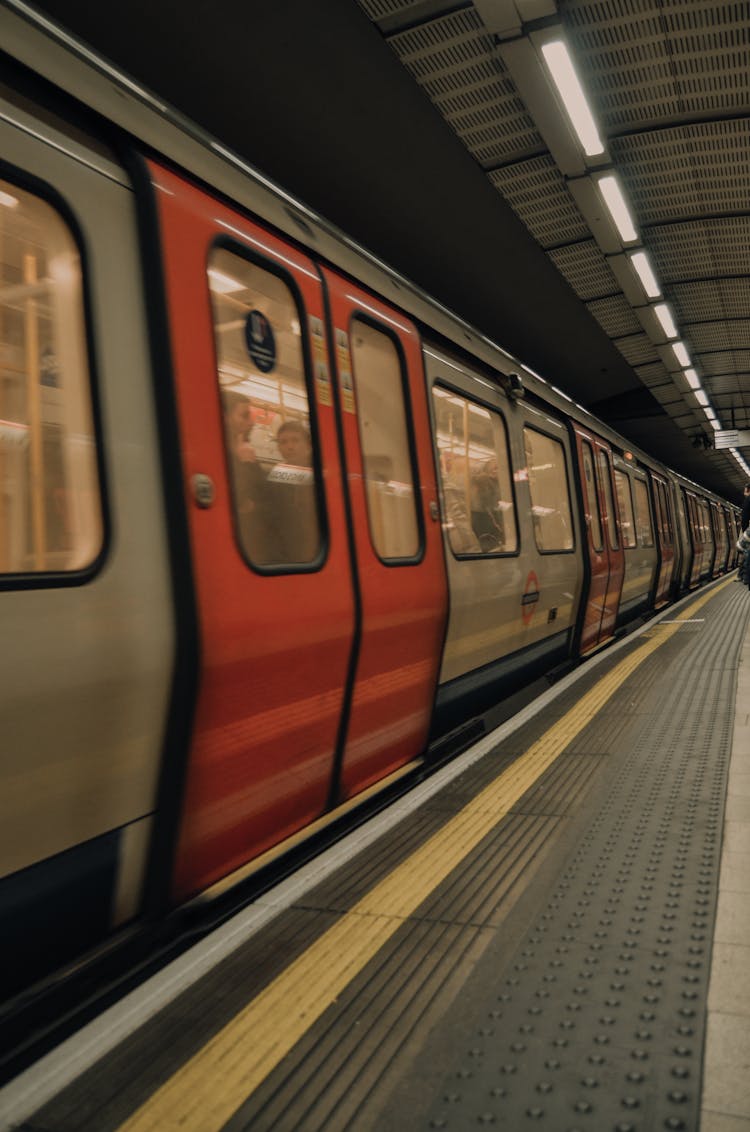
top-left (149, 162), bottom-right (357, 899)
top-left (650, 471), bottom-right (675, 606)
top-left (320, 267), bottom-right (448, 800)
top-left (574, 426), bottom-right (624, 652)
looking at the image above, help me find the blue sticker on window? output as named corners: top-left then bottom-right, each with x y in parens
top-left (245, 310), bottom-right (276, 373)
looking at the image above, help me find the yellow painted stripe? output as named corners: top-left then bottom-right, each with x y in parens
top-left (119, 579), bottom-right (731, 1132)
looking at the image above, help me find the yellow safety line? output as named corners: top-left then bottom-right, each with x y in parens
top-left (119, 579), bottom-right (731, 1131)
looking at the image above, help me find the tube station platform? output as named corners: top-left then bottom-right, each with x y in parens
top-left (2, 574), bottom-right (750, 1132)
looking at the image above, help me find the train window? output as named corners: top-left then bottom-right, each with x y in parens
top-left (208, 247), bottom-right (322, 568)
top-left (656, 481), bottom-right (673, 545)
top-left (596, 449), bottom-right (619, 550)
top-left (0, 177), bottom-right (102, 576)
top-left (432, 386), bottom-right (517, 556)
top-left (651, 480), bottom-right (665, 543)
top-left (349, 319), bottom-right (419, 560)
top-left (687, 495), bottom-right (700, 543)
top-left (614, 470), bottom-right (637, 548)
top-left (632, 477), bottom-right (654, 546)
top-left (524, 428), bottom-right (574, 552)
top-left (664, 487), bottom-right (674, 542)
top-left (581, 442), bottom-right (602, 551)
top-left (700, 501), bottom-right (711, 543)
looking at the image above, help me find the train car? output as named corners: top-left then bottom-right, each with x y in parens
top-left (0, 3), bottom-right (740, 1042)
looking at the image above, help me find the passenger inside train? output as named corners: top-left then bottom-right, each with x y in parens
top-left (266, 418), bottom-right (318, 563)
top-left (221, 387), bottom-right (277, 564)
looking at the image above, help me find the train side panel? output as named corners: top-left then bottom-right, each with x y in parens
top-left (425, 346), bottom-right (582, 733)
top-left (0, 101), bottom-right (174, 993)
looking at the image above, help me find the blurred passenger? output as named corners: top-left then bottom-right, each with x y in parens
top-left (221, 389), bottom-right (278, 563)
top-left (441, 452), bottom-right (481, 554)
top-left (742, 483), bottom-right (750, 531)
top-left (266, 418), bottom-right (319, 563)
top-left (738, 483), bottom-right (750, 582)
top-left (471, 457), bottom-right (505, 551)
top-left (275, 418), bottom-right (313, 469)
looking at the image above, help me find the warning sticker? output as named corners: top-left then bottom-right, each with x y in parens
top-left (521, 569), bottom-right (540, 625)
top-left (309, 315), bottom-right (331, 406)
top-left (335, 328), bottom-right (355, 414)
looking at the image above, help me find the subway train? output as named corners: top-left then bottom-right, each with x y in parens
top-left (0, 5), bottom-right (741, 1038)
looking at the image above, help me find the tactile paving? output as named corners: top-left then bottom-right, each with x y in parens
top-left (414, 587), bottom-right (745, 1131)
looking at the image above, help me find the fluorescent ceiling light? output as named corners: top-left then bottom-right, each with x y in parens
top-left (684, 368), bottom-right (701, 389)
top-left (597, 175), bottom-right (638, 243)
top-left (654, 302), bottom-right (678, 339)
top-left (629, 251), bottom-right (660, 298)
top-left (541, 41), bottom-right (605, 157)
top-left (695, 389), bottom-right (709, 407)
top-left (672, 341), bottom-right (691, 367)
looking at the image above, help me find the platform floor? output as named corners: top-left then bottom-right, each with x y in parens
top-left (3, 575), bottom-right (750, 1132)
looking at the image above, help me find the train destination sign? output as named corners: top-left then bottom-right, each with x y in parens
top-left (713, 429), bottom-right (750, 449)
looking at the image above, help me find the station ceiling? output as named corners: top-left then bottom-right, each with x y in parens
top-left (26, 0), bottom-right (750, 501)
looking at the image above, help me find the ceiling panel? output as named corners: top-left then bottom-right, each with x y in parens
top-left (358, 0), bottom-right (750, 492)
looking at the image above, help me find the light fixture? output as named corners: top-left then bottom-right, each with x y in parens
top-left (629, 251), bottom-right (660, 298)
top-left (540, 41), bottom-right (605, 157)
top-left (684, 368), bottom-right (701, 390)
top-left (597, 175), bottom-right (638, 243)
top-left (499, 372), bottom-right (524, 400)
top-left (695, 389), bottom-right (709, 407)
top-left (672, 341), bottom-right (691, 367)
top-left (654, 303), bottom-right (678, 339)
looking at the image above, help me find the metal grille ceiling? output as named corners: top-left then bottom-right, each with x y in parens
top-left (358, 0), bottom-right (750, 491)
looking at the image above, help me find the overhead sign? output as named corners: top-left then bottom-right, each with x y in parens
top-left (714, 429), bottom-right (750, 450)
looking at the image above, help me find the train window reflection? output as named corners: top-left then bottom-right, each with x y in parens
top-left (524, 428), bottom-right (574, 552)
top-left (349, 319), bottom-right (419, 560)
top-left (633, 477), bottom-right (654, 546)
top-left (597, 449), bottom-right (619, 550)
top-left (432, 386), bottom-right (517, 556)
top-left (614, 470), bottom-right (637, 548)
top-left (209, 247), bottom-right (322, 568)
top-left (582, 442), bottom-right (603, 551)
top-left (0, 178), bottom-right (102, 575)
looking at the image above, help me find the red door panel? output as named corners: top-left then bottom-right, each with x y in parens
top-left (321, 268), bottom-right (448, 800)
top-left (149, 162), bottom-right (356, 899)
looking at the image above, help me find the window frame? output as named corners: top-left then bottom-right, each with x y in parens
top-left (596, 448), bottom-right (620, 551)
top-left (632, 474), bottom-right (655, 547)
top-left (659, 481), bottom-right (673, 544)
top-left (208, 236), bottom-right (328, 574)
top-left (0, 158), bottom-right (109, 590)
top-left (348, 311), bottom-right (425, 566)
top-left (614, 467), bottom-right (637, 549)
top-left (581, 440), bottom-right (603, 553)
